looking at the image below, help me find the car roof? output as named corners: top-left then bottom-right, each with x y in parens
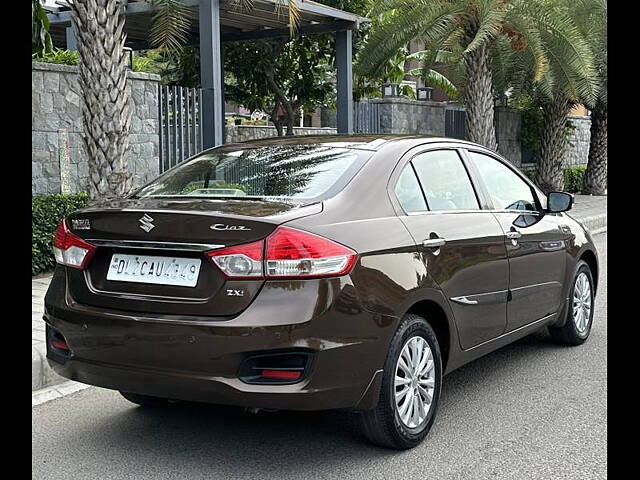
top-left (216, 134), bottom-right (487, 153)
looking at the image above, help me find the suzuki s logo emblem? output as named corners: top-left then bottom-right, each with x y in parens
top-left (210, 224), bottom-right (251, 231)
top-left (139, 214), bottom-right (155, 233)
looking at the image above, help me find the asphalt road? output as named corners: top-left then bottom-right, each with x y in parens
top-left (32, 233), bottom-right (607, 480)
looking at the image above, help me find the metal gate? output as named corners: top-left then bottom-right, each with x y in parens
top-left (445, 106), bottom-right (467, 140)
top-left (354, 100), bottom-right (381, 133)
top-left (158, 85), bottom-right (205, 173)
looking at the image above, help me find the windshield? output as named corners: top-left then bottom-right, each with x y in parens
top-left (133, 144), bottom-right (369, 203)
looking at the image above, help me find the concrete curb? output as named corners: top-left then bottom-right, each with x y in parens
top-left (578, 214), bottom-right (607, 236)
top-left (32, 380), bottom-right (91, 407)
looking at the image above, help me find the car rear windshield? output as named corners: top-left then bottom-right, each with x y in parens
top-left (133, 144), bottom-right (369, 203)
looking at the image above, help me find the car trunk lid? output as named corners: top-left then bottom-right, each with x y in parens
top-left (65, 198), bottom-right (322, 317)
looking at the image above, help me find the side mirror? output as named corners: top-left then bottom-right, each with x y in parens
top-left (547, 191), bottom-right (573, 213)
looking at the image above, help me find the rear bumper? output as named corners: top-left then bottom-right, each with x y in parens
top-left (43, 269), bottom-right (394, 411)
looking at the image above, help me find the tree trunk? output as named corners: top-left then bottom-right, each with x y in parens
top-left (535, 96), bottom-right (572, 193)
top-left (70, 0), bottom-right (132, 202)
top-left (583, 101), bottom-right (607, 195)
top-left (463, 42), bottom-right (498, 151)
top-left (263, 64), bottom-right (296, 137)
top-left (270, 102), bottom-right (284, 136)
top-left (285, 109), bottom-right (294, 136)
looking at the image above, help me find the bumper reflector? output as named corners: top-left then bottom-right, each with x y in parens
top-left (51, 339), bottom-right (70, 351)
top-left (261, 369), bottom-right (302, 381)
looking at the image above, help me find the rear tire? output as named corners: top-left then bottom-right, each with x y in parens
top-left (359, 314), bottom-right (442, 449)
top-left (549, 260), bottom-right (595, 345)
top-left (119, 391), bottom-right (176, 407)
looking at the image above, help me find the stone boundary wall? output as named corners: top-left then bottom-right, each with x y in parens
top-left (32, 62), bottom-right (161, 195)
top-left (33, 63), bottom-right (591, 197)
top-left (226, 125), bottom-right (337, 143)
top-left (358, 97), bottom-right (590, 168)
top-left (495, 107), bottom-right (522, 166)
top-left (372, 97), bottom-right (447, 136)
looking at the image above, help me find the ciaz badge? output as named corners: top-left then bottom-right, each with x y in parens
top-left (211, 224), bottom-right (251, 231)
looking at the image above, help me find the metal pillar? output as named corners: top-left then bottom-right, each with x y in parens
top-left (199, 0), bottom-right (224, 148)
top-left (335, 30), bottom-right (353, 134)
top-left (66, 22), bottom-right (77, 51)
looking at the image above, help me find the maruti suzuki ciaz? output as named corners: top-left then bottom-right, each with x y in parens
top-left (44, 135), bottom-right (598, 449)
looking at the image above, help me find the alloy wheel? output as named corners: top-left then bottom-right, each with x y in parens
top-left (394, 336), bottom-right (436, 429)
top-left (573, 272), bottom-right (592, 334)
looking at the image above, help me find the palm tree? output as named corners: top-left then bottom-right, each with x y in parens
top-left (355, 0), bottom-right (548, 151)
top-left (575, 0), bottom-right (607, 195)
top-left (69, 0), bottom-right (132, 201)
top-left (531, 0), bottom-right (598, 193)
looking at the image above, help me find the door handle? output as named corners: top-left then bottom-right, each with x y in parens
top-left (505, 230), bottom-right (522, 240)
top-left (450, 296), bottom-right (478, 305)
top-left (422, 237), bottom-right (446, 248)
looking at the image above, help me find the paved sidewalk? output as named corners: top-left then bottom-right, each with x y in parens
top-left (569, 195), bottom-right (607, 234)
top-left (32, 276), bottom-right (63, 391)
top-left (31, 195), bottom-right (607, 393)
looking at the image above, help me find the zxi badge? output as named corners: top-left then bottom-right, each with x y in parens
top-left (139, 214), bottom-right (155, 233)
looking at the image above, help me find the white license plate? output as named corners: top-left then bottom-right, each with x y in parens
top-left (106, 254), bottom-right (201, 287)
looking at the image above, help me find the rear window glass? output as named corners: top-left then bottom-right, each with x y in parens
top-left (133, 145), bottom-right (368, 202)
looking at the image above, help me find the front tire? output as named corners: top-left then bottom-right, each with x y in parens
top-left (549, 260), bottom-right (595, 345)
top-left (360, 314), bottom-right (442, 449)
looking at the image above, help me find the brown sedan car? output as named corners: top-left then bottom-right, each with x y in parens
top-left (44, 135), bottom-right (598, 449)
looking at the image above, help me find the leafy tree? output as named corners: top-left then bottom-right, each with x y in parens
top-left (32, 0), bottom-right (53, 56)
top-left (224, 37), bottom-right (335, 135)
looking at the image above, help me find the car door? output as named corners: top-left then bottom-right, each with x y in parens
top-left (391, 146), bottom-right (510, 350)
top-left (463, 149), bottom-right (569, 332)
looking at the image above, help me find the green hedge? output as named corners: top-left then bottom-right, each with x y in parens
top-left (32, 193), bottom-right (89, 276)
top-left (522, 166), bottom-right (588, 194)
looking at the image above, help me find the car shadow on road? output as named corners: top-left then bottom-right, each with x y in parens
top-left (80, 328), bottom-right (580, 474)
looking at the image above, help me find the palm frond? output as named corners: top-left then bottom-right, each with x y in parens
top-left (528, 1), bottom-right (598, 104)
top-left (463, 0), bottom-right (507, 55)
top-left (355, 1), bottom-right (464, 78)
top-left (407, 66), bottom-right (460, 100)
top-left (147, 0), bottom-right (195, 50)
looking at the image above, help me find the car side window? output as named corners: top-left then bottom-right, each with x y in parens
top-left (467, 151), bottom-right (538, 211)
top-left (394, 164), bottom-right (428, 213)
top-left (411, 150), bottom-right (479, 211)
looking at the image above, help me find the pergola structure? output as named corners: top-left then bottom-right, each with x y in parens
top-left (45, 0), bottom-right (368, 149)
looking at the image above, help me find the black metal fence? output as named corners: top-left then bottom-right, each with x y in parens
top-left (158, 85), bottom-right (204, 173)
top-left (444, 106), bottom-right (467, 139)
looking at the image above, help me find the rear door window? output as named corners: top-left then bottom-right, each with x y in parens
top-left (411, 150), bottom-right (480, 211)
top-left (394, 165), bottom-right (428, 213)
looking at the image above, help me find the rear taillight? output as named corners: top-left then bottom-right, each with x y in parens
top-left (264, 227), bottom-right (357, 278)
top-left (206, 240), bottom-right (264, 279)
top-left (53, 219), bottom-right (96, 269)
top-left (206, 226), bottom-right (357, 280)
